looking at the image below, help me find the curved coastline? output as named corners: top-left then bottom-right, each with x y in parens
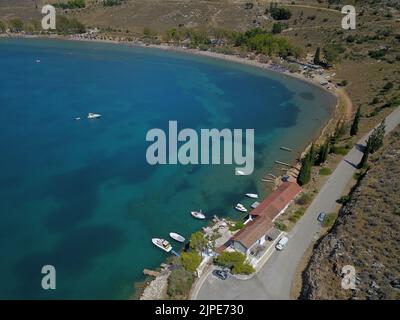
top-left (1, 34), bottom-right (345, 300)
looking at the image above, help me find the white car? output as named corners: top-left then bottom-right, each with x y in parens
top-left (276, 236), bottom-right (289, 251)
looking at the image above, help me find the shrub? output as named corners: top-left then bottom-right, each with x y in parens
top-left (167, 267), bottom-right (194, 299)
top-left (319, 168), bottom-right (332, 175)
top-left (8, 18), bottom-right (24, 32)
top-left (189, 231), bottom-right (208, 252)
top-left (215, 251), bottom-right (254, 275)
top-left (0, 20), bottom-right (6, 33)
top-left (232, 262), bottom-right (255, 275)
top-left (274, 221), bottom-right (288, 231)
top-left (337, 195), bottom-right (351, 204)
top-left (331, 145), bottom-right (349, 156)
top-left (289, 208), bottom-right (306, 223)
top-left (270, 8), bottom-right (292, 20)
top-left (272, 22), bottom-right (283, 34)
top-left (53, 0), bottom-right (86, 9)
top-left (296, 192), bottom-right (312, 205)
top-left (215, 251), bottom-right (245, 268)
top-left (180, 251), bottom-right (201, 273)
top-left (322, 213), bottom-right (337, 228)
top-left (229, 221), bottom-right (244, 232)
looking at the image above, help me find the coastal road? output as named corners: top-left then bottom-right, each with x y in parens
top-left (195, 107), bottom-right (400, 300)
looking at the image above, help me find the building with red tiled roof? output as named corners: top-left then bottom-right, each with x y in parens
top-left (231, 182), bottom-right (301, 255)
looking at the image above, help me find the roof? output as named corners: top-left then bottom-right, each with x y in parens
top-left (229, 182), bottom-right (301, 250)
top-left (250, 182), bottom-right (302, 221)
top-left (232, 216), bottom-right (273, 249)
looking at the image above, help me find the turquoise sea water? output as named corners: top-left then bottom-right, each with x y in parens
top-left (0, 38), bottom-right (336, 299)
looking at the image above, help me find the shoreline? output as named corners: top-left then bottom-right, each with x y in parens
top-left (3, 33), bottom-right (347, 149)
top-left (1, 33), bottom-right (352, 300)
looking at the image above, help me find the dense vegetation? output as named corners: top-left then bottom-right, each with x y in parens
top-left (267, 4), bottom-right (292, 20)
top-left (162, 26), bottom-right (302, 58)
top-left (167, 267), bottom-right (194, 299)
top-left (53, 0), bottom-right (86, 9)
top-left (103, 0), bottom-right (125, 6)
top-left (215, 251), bottom-right (255, 275)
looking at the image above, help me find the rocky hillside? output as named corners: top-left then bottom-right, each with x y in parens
top-left (301, 124), bottom-right (400, 300)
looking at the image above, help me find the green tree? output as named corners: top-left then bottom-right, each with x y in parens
top-left (189, 231), bottom-right (208, 252)
top-left (369, 120), bottom-right (386, 154)
top-left (297, 144), bottom-right (315, 186)
top-left (350, 105), bottom-right (361, 136)
top-left (180, 251), bottom-right (201, 273)
top-left (9, 18), bottom-right (23, 32)
top-left (272, 22), bottom-right (283, 34)
top-left (167, 267), bottom-right (194, 299)
top-left (323, 44), bottom-right (344, 64)
top-left (0, 20), bottom-right (6, 33)
top-left (232, 262), bottom-right (255, 275)
top-left (358, 139), bottom-right (371, 169)
top-left (215, 251), bottom-right (246, 269)
top-left (317, 139), bottom-right (330, 164)
top-left (314, 47), bottom-right (321, 65)
top-left (270, 7), bottom-right (292, 20)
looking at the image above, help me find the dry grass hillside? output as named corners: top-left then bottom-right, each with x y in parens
top-left (300, 124), bottom-right (400, 300)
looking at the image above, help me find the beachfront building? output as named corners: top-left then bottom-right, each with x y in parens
top-left (231, 182), bottom-right (302, 263)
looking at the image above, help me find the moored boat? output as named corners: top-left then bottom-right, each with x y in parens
top-left (246, 193), bottom-right (259, 199)
top-left (169, 232), bottom-right (185, 243)
top-left (87, 112), bottom-right (102, 119)
top-left (152, 238), bottom-right (172, 252)
top-left (234, 203), bottom-right (248, 213)
top-left (191, 210), bottom-right (206, 220)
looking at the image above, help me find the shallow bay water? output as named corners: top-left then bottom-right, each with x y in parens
top-left (0, 38), bottom-right (335, 299)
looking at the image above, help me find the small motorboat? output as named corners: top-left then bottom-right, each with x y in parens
top-left (169, 232), bottom-right (185, 243)
top-left (246, 193), bottom-right (259, 199)
top-left (191, 210), bottom-right (206, 220)
top-left (234, 203), bottom-right (247, 213)
top-left (75, 117), bottom-right (81, 121)
top-left (87, 113), bottom-right (102, 119)
top-left (236, 170), bottom-right (245, 176)
top-left (152, 238), bottom-right (172, 252)
top-left (36, 59), bottom-right (41, 63)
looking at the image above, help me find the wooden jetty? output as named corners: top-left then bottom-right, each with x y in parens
top-left (275, 160), bottom-right (296, 168)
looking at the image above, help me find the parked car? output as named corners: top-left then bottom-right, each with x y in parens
top-left (317, 212), bottom-right (327, 223)
top-left (275, 236), bottom-right (289, 251)
top-left (212, 269), bottom-right (228, 280)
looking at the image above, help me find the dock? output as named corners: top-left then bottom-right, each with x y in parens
top-left (171, 250), bottom-right (180, 257)
top-left (261, 179), bottom-right (276, 183)
top-left (275, 160), bottom-right (296, 168)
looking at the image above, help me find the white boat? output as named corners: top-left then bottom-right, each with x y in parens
top-left (152, 238), bottom-right (172, 252)
top-left (191, 210), bottom-right (206, 220)
top-left (246, 193), bottom-right (259, 199)
top-left (36, 59), bottom-right (41, 63)
top-left (236, 170), bottom-right (245, 176)
top-left (169, 232), bottom-right (185, 243)
top-left (235, 203), bottom-right (248, 213)
top-left (87, 113), bottom-right (102, 119)
top-left (75, 117), bottom-right (81, 121)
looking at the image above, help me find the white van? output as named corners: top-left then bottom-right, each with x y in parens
top-left (276, 236), bottom-right (289, 251)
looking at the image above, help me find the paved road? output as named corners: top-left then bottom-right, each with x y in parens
top-left (195, 107), bottom-right (400, 300)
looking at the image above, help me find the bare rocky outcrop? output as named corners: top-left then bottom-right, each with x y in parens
top-left (301, 125), bottom-right (400, 300)
top-left (140, 271), bottom-right (171, 300)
